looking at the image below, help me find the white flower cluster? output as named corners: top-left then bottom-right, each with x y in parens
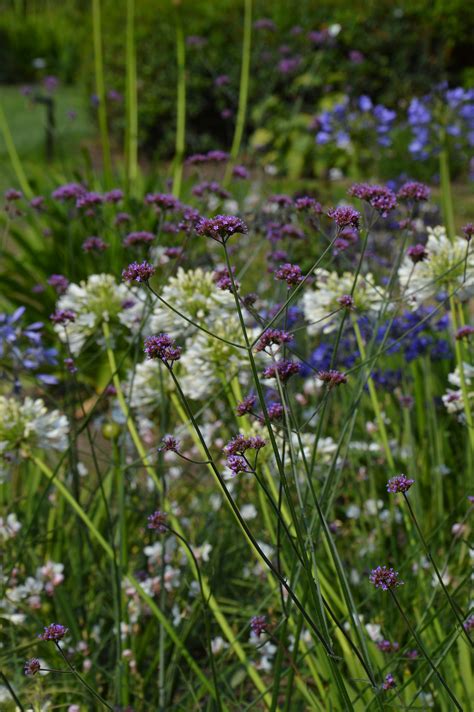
top-left (0, 512), bottom-right (21, 542)
top-left (1, 560), bottom-right (65, 624)
top-left (442, 362), bottom-right (474, 421)
top-left (150, 267), bottom-right (234, 337)
top-left (398, 226), bottom-right (474, 308)
top-left (302, 269), bottom-right (386, 335)
top-left (55, 273), bottom-right (147, 354)
top-left (0, 396), bottom-right (69, 477)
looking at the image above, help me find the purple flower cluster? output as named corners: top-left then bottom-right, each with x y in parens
top-left (377, 640), bottom-right (400, 653)
top-left (122, 261), bottom-right (155, 283)
top-left (397, 181), bottom-right (430, 202)
top-left (47, 274), bottom-right (69, 294)
top-left (250, 615), bottom-right (267, 636)
top-left (236, 394), bottom-right (257, 416)
top-left (192, 182), bottom-right (230, 200)
top-left (144, 334), bottom-right (182, 364)
top-left (327, 206), bottom-right (361, 230)
top-left (348, 183), bottom-right (397, 217)
top-left (224, 434), bottom-right (266, 456)
top-left (159, 435), bottom-right (180, 453)
top-left (50, 309), bottom-right (76, 325)
top-left (456, 326), bottom-right (474, 340)
top-left (123, 231), bottom-right (155, 247)
top-left (186, 150), bottom-right (229, 165)
top-left (317, 369), bottom-right (347, 388)
top-left (145, 193), bottom-right (181, 211)
top-left (274, 263), bottom-right (303, 286)
top-left (147, 510), bottom-right (168, 533)
top-left (407, 244), bottom-right (428, 263)
top-left (24, 658), bottom-right (41, 676)
top-left (382, 673), bottom-right (396, 691)
top-left (213, 266), bottom-right (238, 292)
top-left (263, 359), bottom-right (301, 383)
top-left (255, 329), bottom-right (293, 352)
top-left (337, 294), bottom-right (355, 309)
top-left (369, 566), bottom-right (403, 591)
top-left (82, 236), bottom-right (108, 253)
top-left (39, 623), bottom-right (68, 641)
top-left (386, 474), bottom-right (415, 493)
top-left (196, 215), bottom-right (248, 242)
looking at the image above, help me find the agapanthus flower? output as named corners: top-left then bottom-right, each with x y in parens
top-left (250, 615), bottom-right (267, 636)
top-left (0, 396), bottom-right (68, 475)
top-left (144, 334), bottom-right (182, 363)
top-left (150, 267), bottom-right (234, 338)
top-left (348, 184), bottom-right (397, 217)
top-left (387, 474), bottom-right (415, 493)
top-left (39, 623), bottom-right (68, 641)
top-left (398, 226), bottom-right (474, 307)
top-left (327, 206), bottom-right (361, 230)
top-left (303, 269), bottom-right (386, 335)
top-left (397, 181), bottom-right (430, 202)
top-left (317, 369), bottom-right (347, 388)
top-left (147, 510), bottom-right (168, 532)
top-left (196, 215), bottom-right (248, 242)
top-left (53, 274), bottom-right (145, 354)
top-left (382, 674), bottom-right (396, 691)
top-left (262, 360), bottom-right (301, 383)
top-left (82, 236), bottom-right (108, 253)
top-left (123, 231), bottom-right (155, 247)
top-left (236, 394), bottom-right (257, 416)
top-left (255, 329), bottom-right (293, 352)
top-left (24, 658), bottom-right (41, 676)
top-left (407, 244), bottom-right (428, 263)
top-left (369, 566), bottom-right (403, 591)
top-left (274, 263), bottom-right (303, 286)
top-left (122, 261), bottom-right (155, 283)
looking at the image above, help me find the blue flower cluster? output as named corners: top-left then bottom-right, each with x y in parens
top-left (0, 307), bottom-right (58, 389)
top-left (313, 95), bottom-right (396, 148)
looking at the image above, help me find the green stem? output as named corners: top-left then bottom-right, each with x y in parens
top-left (55, 642), bottom-right (113, 710)
top-left (449, 295), bottom-right (474, 468)
top-left (0, 102), bottom-right (32, 198)
top-left (352, 317), bottom-right (395, 470)
top-left (172, 7), bottom-right (186, 198)
top-left (224, 0), bottom-right (252, 183)
top-left (439, 134), bottom-right (456, 242)
top-left (92, 0), bottom-right (113, 186)
top-left (390, 591), bottom-right (462, 710)
top-left (124, 0), bottom-right (138, 193)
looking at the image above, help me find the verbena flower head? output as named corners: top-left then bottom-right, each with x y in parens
top-left (51, 183), bottom-right (85, 201)
top-left (387, 474), bottom-right (415, 493)
top-left (250, 615), bottom-right (267, 636)
top-left (150, 267), bottom-right (234, 338)
top-left (122, 261), bottom-right (155, 283)
top-left (48, 274), bottom-right (69, 295)
top-left (196, 215), bottom-right (248, 242)
top-left (224, 434), bottom-right (266, 456)
top-left (226, 454), bottom-right (249, 475)
top-left (397, 181), bottom-right (430, 202)
top-left (398, 226), bottom-right (474, 308)
top-left (317, 369), bottom-right (348, 388)
top-left (262, 360), bottom-right (301, 383)
top-left (369, 566), bottom-right (403, 591)
top-left (377, 640), bottom-right (400, 653)
top-left (53, 274), bottom-right (145, 354)
top-left (123, 231), bottom-right (155, 247)
top-left (82, 236), bottom-right (108, 253)
top-left (255, 329), bottom-right (293, 352)
top-left (337, 294), bottom-right (355, 309)
top-left (348, 184), bottom-right (397, 217)
top-left (236, 394), bottom-right (256, 416)
top-left (407, 244), bottom-right (428, 263)
top-left (159, 435), bottom-right (180, 452)
top-left (303, 269), bottom-right (386, 335)
top-left (50, 309), bottom-right (76, 325)
top-left (462, 223), bottom-right (474, 242)
top-left (327, 206), bottom-right (361, 230)
top-left (145, 193), bottom-right (180, 210)
top-left (232, 165), bottom-right (249, 179)
top-left (267, 402), bottom-right (283, 420)
top-left (144, 334), bottom-right (182, 364)
top-left (213, 266), bottom-right (238, 292)
top-left (274, 263), bottom-right (303, 286)
top-left (464, 615), bottom-right (474, 632)
top-left (0, 396), bottom-right (69, 476)
top-left (456, 326), bottom-right (474, 340)
top-left (147, 510), bottom-right (168, 532)
top-left (295, 196), bottom-right (322, 213)
top-left (39, 623), bottom-right (68, 641)
top-left (382, 673), bottom-right (396, 691)
top-left (24, 658), bottom-right (41, 676)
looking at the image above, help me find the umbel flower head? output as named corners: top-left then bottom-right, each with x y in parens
top-left (303, 269), bottom-right (386, 335)
top-left (0, 396), bottom-right (69, 478)
top-left (53, 273), bottom-right (145, 354)
top-left (387, 474), bottom-right (415, 493)
top-left (39, 623), bottom-right (68, 641)
top-left (398, 226), bottom-right (474, 308)
top-left (196, 214), bottom-right (248, 242)
top-left (150, 267), bottom-right (234, 338)
top-left (369, 566), bottom-right (404, 591)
